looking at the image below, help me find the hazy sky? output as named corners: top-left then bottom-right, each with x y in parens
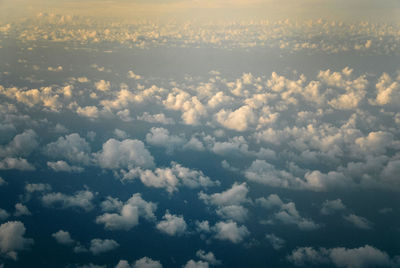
top-left (1, 0), bottom-right (400, 22)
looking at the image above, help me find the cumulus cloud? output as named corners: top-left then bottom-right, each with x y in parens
top-left (13, 203), bottom-right (31, 217)
top-left (115, 257), bottom-right (163, 268)
top-left (266, 233), bottom-right (285, 250)
top-left (52, 230), bottom-right (75, 246)
top-left (0, 209), bottom-right (9, 221)
top-left (42, 189), bottom-right (95, 211)
top-left (343, 214), bottom-right (373, 230)
top-left (212, 221), bottom-right (249, 244)
top-left (320, 199), bottom-right (346, 215)
top-left (47, 160), bottom-right (84, 173)
top-left (45, 133), bottom-right (91, 165)
top-left (257, 194), bottom-right (319, 230)
top-left (96, 193), bottom-right (156, 231)
top-left (182, 260), bottom-right (209, 268)
top-left (0, 157), bottom-right (35, 171)
top-left (127, 162), bottom-right (218, 194)
top-left (0, 129), bottom-right (38, 158)
top-left (137, 112), bottom-right (175, 125)
top-left (0, 221), bottom-right (33, 260)
top-left (89, 238), bottom-right (119, 255)
top-left (96, 138), bottom-right (154, 170)
top-left (156, 211), bottom-right (187, 236)
top-left (287, 245), bottom-right (395, 268)
top-left (95, 80), bottom-right (110, 91)
top-left (196, 250), bottom-right (221, 265)
top-left (145, 127), bottom-right (186, 154)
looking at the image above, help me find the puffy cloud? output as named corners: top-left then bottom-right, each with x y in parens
top-left (42, 189), bottom-right (95, 211)
top-left (89, 238), bottom-right (119, 255)
top-left (45, 133), bottom-right (91, 165)
top-left (156, 211), bottom-right (187, 236)
top-left (47, 160), bottom-right (84, 173)
top-left (95, 80), bottom-right (110, 91)
top-left (13, 203), bottom-right (31, 217)
top-left (196, 250), bottom-right (221, 265)
top-left (266, 233), bottom-right (285, 250)
top-left (145, 127), bottom-right (186, 154)
top-left (215, 105), bottom-right (255, 131)
top-left (115, 257), bottom-right (163, 268)
top-left (0, 209), bottom-right (9, 221)
top-left (52, 230), bottom-right (75, 246)
top-left (76, 106), bottom-right (99, 119)
top-left (320, 199), bottom-right (346, 215)
top-left (130, 162), bottom-right (218, 194)
top-left (96, 193), bottom-right (156, 231)
top-left (25, 183), bottom-right (52, 193)
top-left (137, 112), bottom-right (175, 125)
top-left (199, 183), bottom-right (249, 207)
top-left (0, 221), bottom-right (33, 260)
top-left (0, 157), bottom-right (35, 171)
top-left (0, 129), bottom-right (38, 158)
top-left (343, 214), bottom-right (373, 230)
top-left (183, 260), bottom-right (209, 268)
top-left (258, 194), bottom-right (319, 231)
top-left (96, 138), bottom-right (154, 170)
top-left (287, 245), bottom-right (394, 268)
top-left (212, 221), bottom-right (249, 244)
top-left (373, 73), bottom-right (400, 106)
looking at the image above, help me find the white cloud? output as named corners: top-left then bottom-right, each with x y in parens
top-left (0, 221), bottom-right (33, 260)
top-left (266, 233), bottom-right (285, 250)
top-left (42, 189), bottom-right (95, 211)
top-left (0, 129), bottom-right (38, 158)
top-left (127, 71), bottom-right (142, 80)
top-left (156, 211), bottom-right (187, 236)
top-left (45, 133), bottom-right (91, 165)
top-left (196, 250), bottom-right (221, 265)
top-left (89, 238), bottom-right (119, 255)
top-left (343, 214), bottom-right (373, 230)
top-left (145, 127), bottom-right (186, 154)
top-left (137, 112), bottom-right (175, 125)
top-left (47, 160), bottom-right (84, 173)
top-left (0, 157), bottom-right (35, 171)
top-left (287, 245), bottom-right (395, 268)
top-left (0, 209), bottom-right (9, 221)
top-left (96, 193), bottom-right (156, 231)
top-left (95, 80), bottom-right (111, 91)
top-left (199, 183), bottom-right (249, 207)
top-left (52, 230), bottom-right (75, 246)
top-left (115, 257), bottom-right (163, 268)
top-left (320, 199), bottom-right (346, 215)
top-left (212, 221), bottom-right (249, 244)
top-left (76, 106), bottom-right (99, 119)
top-left (96, 138), bottom-right (154, 170)
top-left (215, 105), bottom-right (255, 131)
top-left (13, 203), bottom-right (31, 217)
top-left (182, 260), bottom-right (209, 268)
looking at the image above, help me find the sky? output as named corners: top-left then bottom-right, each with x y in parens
top-left (0, 1), bottom-right (400, 268)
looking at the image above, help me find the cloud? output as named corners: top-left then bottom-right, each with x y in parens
top-left (47, 160), bottom-right (84, 173)
top-left (343, 214), bottom-right (373, 230)
top-left (128, 162), bottom-right (218, 194)
top-left (95, 80), bottom-right (110, 91)
top-left (0, 221), bottom-right (33, 260)
top-left (137, 112), bottom-right (175, 125)
top-left (45, 133), bottom-right (91, 165)
top-left (196, 250), bottom-right (221, 265)
top-left (266, 233), bottom-right (285, 250)
top-left (96, 138), bottom-right (154, 170)
top-left (42, 189), bottom-right (96, 211)
top-left (257, 194), bottom-right (319, 230)
top-left (89, 238), bottom-right (119, 255)
top-left (96, 193), bottom-right (156, 231)
top-left (0, 177), bottom-right (6, 186)
top-left (156, 211), bottom-right (187, 236)
top-left (0, 157), bottom-right (35, 171)
top-left (212, 221), bottom-right (249, 243)
top-left (0, 129), bottom-right (38, 158)
top-left (145, 127), bottom-right (186, 154)
top-left (52, 230), bottom-right (75, 246)
top-left (115, 257), bottom-right (163, 268)
top-left (287, 245), bottom-right (395, 268)
top-left (0, 209), bottom-right (9, 221)
top-left (320, 199), bottom-right (346, 215)
top-left (13, 203), bottom-right (31, 217)
top-left (215, 105), bottom-right (255, 131)
top-left (182, 260), bottom-right (209, 268)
